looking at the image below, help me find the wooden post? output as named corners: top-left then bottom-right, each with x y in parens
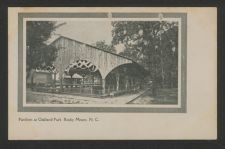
top-left (53, 73), bottom-right (56, 92)
top-left (70, 76), bottom-right (73, 91)
top-left (80, 77), bottom-right (83, 94)
top-left (108, 85), bottom-right (110, 93)
top-left (125, 76), bottom-right (128, 91)
top-left (91, 76), bottom-right (94, 95)
top-left (116, 73), bottom-right (120, 91)
top-left (130, 77), bottom-right (133, 90)
top-left (102, 79), bottom-right (106, 95)
top-left (59, 47), bottom-right (65, 93)
top-left (60, 76), bottom-right (63, 92)
top-left (90, 85), bottom-right (93, 95)
top-left (31, 72), bottom-right (34, 90)
top-left (54, 73), bottom-right (56, 87)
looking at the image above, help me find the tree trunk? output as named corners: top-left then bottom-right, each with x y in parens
top-left (31, 73), bottom-right (34, 90)
top-left (152, 63), bottom-right (158, 97)
top-left (152, 80), bottom-right (157, 97)
top-left (160, 49), bottom-right (165, 88)
top-left (27, 69), bottom-right (35, 90)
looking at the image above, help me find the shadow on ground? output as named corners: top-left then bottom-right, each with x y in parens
top-left (128, 88), bottom-right (178, 105)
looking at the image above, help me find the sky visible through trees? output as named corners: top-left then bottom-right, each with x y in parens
top-left (111, 21), bottom-right (178, 88)
top-left (27, 20), bottom-right (179, 89)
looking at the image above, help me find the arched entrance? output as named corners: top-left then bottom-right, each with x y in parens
top-left (60, 59), bottom-right (103, 95)
top-left (104, 63), bottom-right (148, 95)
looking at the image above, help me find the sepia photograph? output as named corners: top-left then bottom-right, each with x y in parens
top-left (25, 14), bottom-right (183, 108)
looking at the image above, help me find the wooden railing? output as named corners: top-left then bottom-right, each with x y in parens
top-left (31, 83), bottom-right (143, 98)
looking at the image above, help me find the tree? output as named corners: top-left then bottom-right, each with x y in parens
top-left (94, 40), bottom-right (116, 53)
top-left (26, 21), bottom-right (59, 79)
top-left (111, 20), bottom-right (178, 95)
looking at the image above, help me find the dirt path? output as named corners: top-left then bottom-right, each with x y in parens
top-left (128, 88), bottom-right (178, 105)
top-left (26, 90), bottom-right (146, 104)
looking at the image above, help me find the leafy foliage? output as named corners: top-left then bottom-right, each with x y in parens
top-left (26, 21), bottom-right (58, 71)
top-left (94, 40), bottom-right (116, 53)
top-left (111, 21), bottom-right (178, 88)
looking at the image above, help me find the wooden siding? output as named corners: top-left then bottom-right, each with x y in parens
top-left (51, 36), bottom-right (133, 79)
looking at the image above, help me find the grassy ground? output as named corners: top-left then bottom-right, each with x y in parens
top-left (26, 90), bottom-right (145, 104)
top-left (26, 88), bottom-right (177, 105)
top-left (128, 88), bottom-right (178, 105)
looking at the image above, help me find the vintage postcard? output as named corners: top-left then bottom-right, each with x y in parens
top-left (8, 7), bottom-right (217, 140)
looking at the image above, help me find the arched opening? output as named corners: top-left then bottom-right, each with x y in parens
top-left (29, 60), bottom-right (148, 97)
top-left (104, 63), bottom-right (149, 95)
top-left (60, 59), bottom-right (103, 95)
